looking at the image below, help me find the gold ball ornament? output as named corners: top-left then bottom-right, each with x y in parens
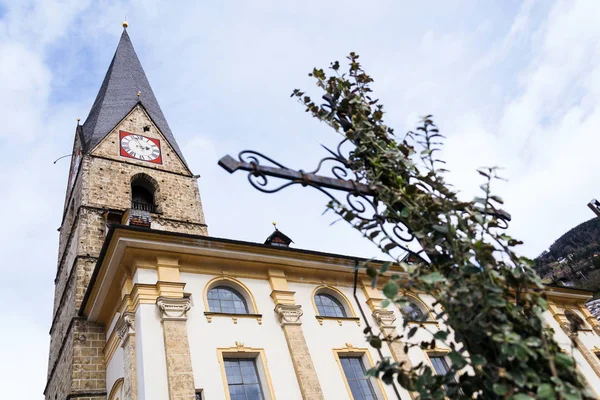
top-left (122, 20), bottom-right (128, 28)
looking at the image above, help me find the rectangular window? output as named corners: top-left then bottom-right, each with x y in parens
top-left (224, 358), bottom-right (265, 400)
top-left (340, 356), bottom-right (378, 400)
top-left (430, 355), bottom-right (451, 376)
top-left (429, 354), bottom-right (456, 391)
top-left (195, 390), bottom-right (203, 400)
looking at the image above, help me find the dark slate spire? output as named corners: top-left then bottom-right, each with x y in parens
top-left (81, 29), bottom-right (187, 165)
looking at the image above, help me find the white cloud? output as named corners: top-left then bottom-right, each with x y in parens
top-left (1, 0), bottom-right (600, 398)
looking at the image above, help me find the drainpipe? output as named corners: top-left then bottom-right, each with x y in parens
top-left (353, 261), bottom-right (403, 400)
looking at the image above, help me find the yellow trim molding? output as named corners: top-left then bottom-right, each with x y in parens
top-left (104, 324), bottom-right (121, 365)
top-left (333, 344), bottom-right (388, 400)
top-left (217, 343), bottom-right (276, 400)
top-left (316, 315), bottom-right (361, 326)
top-left (108, 377), bottom-right (124, 400)
top-left (204, 311), bottom-right (262, 325)
top-left (103, 281), bottom-right (185, 333)
top-left (360, 277), bottom-right (385, 312)
top-left (424, 348), bottom-right (450, 365)
top-left (267, 268), bottom-right (297, 305)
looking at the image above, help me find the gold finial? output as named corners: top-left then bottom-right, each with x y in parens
top-left (122, 20), bottom-right (128, 29)
top-left (272, 221), bottom-right (277, 230)
top-left (137, 91), bottom-right (141, 97)
top-left (76, 118), bottom-right (80, 125)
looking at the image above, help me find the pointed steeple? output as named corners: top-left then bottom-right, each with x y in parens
top-left (81, 28), bottom-right (186, 165)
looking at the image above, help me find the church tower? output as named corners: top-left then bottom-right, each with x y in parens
top-left (45, 26), bottom-right (207, 400)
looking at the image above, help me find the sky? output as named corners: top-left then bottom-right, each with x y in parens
top-left (1, 0), bottom-right (600, 397)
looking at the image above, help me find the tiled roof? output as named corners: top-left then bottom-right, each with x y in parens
top-left (81, 29), bottom-right (186, 166)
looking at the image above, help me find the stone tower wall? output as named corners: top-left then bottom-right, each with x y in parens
top-left (46, 106), bottom-right (207, 399)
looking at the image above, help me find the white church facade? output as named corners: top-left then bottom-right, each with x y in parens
top-left (45, 25), bottom-right (600, 400)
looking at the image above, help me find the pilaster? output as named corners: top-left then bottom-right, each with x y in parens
top-left (117, 312), bottom-right (137, 400)
top-left (268, 269), bottom-right (324, 400)
top-left (371, 309), bottom-right (413, 367)
top-left (156, 296), bottom-right (195, 400)
top-left (361, 279), bottom-right (417, 399)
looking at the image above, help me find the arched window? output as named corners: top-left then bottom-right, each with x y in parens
top-left (131, 174), bottom-right (157, 212)
top-left (401, 300), bottom-right (427, 322)
top-left (315, 293), bottom-right (347, 318)
top-left (207, 286), bottom-right (249, 314)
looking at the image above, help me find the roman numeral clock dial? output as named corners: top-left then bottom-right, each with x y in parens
top-left (119, 131), bottom-right (162, 163)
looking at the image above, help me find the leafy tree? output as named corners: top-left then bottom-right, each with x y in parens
top-left (292, 54), bottom-right (594, 399)
top-left (534, 217), bottom-right (600, 292)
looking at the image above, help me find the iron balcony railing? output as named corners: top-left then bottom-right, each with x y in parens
top-left (132, 201), bottom-right (156, 213)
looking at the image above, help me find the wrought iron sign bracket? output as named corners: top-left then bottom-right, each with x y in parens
top-left (218, 154), bottom-right (373, 196)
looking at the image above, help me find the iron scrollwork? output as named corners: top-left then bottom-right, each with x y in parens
top-left (218, 139), bottom-right (420, 256)
top-left (218, 96), bottom-right (511, 258)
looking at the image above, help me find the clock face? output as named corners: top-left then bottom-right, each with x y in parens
top-left (119, 131), bottom-right (162, 163)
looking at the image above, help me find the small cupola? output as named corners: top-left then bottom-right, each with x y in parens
top-left (264, 223), bottom-right (293, 248)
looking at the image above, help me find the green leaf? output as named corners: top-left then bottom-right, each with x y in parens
top-left (384, 242), bottom-right (398, 251)
top-left (366, 267), bottom-right (377, 278)
top-left (368, 230), bottom-right (381, 239)
top-left (463, 265), bottom-right (481, 274)
top-left (487, 296), bottom-right (507, 307)
top-left (369, 337), bottom-right (382, 349)
top-left (536, 384), bottom-right (554, 399)
top-left (420, 272), bottom-right (445, 284)
top-left (407, 326), bottom-right (418, 339)
top-left (512, 394), bottom-right (534, 400)
top-left (432, 224), bottom-right (449, 233)
top-left (493, 383), bottom-right (509, 395)
top-left (524, 337), bottom-right (542, 347)
top-left (555, 353), bottom-right (574, 368)
top-left (563, 392), bottom-right (583, 400)
top-left (513, 372), bottom-right (526, 387)
top-left (491, 195), bottom-right (504, 204)
top-left (448, 351), bottom-right (466, 368)
top-left (513, 343), bottom-right (529, 361)
top-left (380, 261), bottom-right (391, 274)
top-left (382, 281), bottom-right (398, 298)
top-left (471, 354), bottom-right (486, 366)
top-left (433, 331), bottom-right (448, 341)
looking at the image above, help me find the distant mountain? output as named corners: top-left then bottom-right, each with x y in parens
top-left (534, 217), bottom-right (600, 292)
